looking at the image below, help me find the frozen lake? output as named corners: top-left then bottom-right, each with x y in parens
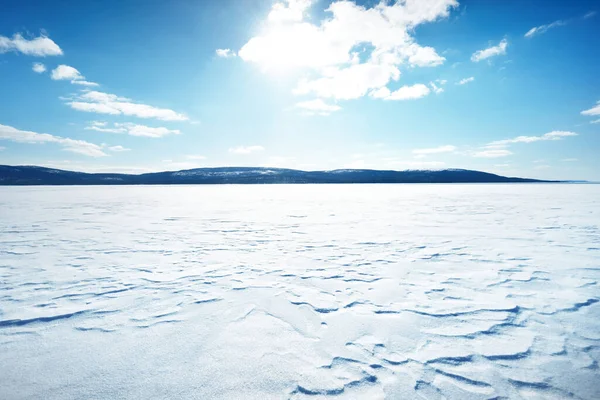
top-left (1, 184), bottom-right (599, 399)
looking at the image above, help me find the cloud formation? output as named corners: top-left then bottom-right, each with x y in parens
top-left (524, 20), bottom-right (567, 38)
top-left (107, 145), bottom-right (130, 152)
top-left (67, 91), bottom-right (188, 121)
top-left (0, 123), bottom-right (108, 157)
top-left (458, 76), bottom-right (475, 85)
top-left (229, 145), bottom-right (265, 154)
top-left (236, 0), bottom-right (457, 101)
top-left (581, 100), bottom-right (600, 116)
top-left (216, 48), bottom-right (236, 58)
top-left (32, 63), bottom-right (46, 73)
top-left (471, 39), bottom-right (508, 62)
top-left (50, 65), bottom-right (99, 86)
top-left (51, 65), bottom-right (83, 80)
top-left (472, 149), bottom-right (513, 158)
top-left (429, 81), bottom-right (444, 94)
top-left (370, 83), bottom-right (431, 100)
top-left (85, 121), bottom-right (181, 138)
top-left (489, 131), bottom-right (578, 146)
top-left (0, 33), bottom-right (63, 56)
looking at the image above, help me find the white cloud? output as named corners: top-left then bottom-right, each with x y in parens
top-left (370, 83), bottom-right (431, 100)
top-left (50, 65), bottom-right (100, 86)
top-left (216, 48), bottom-right (236, 58)
top-left (561, 158), bottom-right (578, 162)
top-left (581, 100), bottom-right (600, 116)
top-left (71, 80), bottom-right (99, 87)
top-left (0, 123), bottom-right (108, 157)
top-left (471, 39), bottom-right (508, 62)
top-left (107, 145), bottom-right (130, 152)
top-left (186, 155), bottom-right (206, 160)
top-left (229, 145), bottom-right (265, 155)
top-left (67, 91), bottom-right (188, 121)
top-left (591, 119), bottom-right (600, 124)
top-left (429, 81), bottom-right (444, 94)
top-left (534, 164), bottom-right (551, 170)
top-left (268, 0), bottom-right (313, 23)
top-left (584, 11), bottom-right (597, 19)
top-left (237, 0), bottom-right (457, 101)
top-left (296, 99), bottom-right (341, 115)
top-left (85, 121), bottom-right (181, 138)
top-left (0, 33), bottom-right (63, 56)
top-left (472, 149), bottom-right (513, 158)
top-left (458, 76), bottom-right (475, 85)
top-left (0, 146), bottom-right (5, 151)
top-left (32, 62), bottom-right (46, 73)
top-left (294, 63), bottom-right (401, 100)
top-left (524, 20), bottom-right (567, 38)
top-left (51, 65), bottom-right (83, 80)
top-left (412, 145), bottom-right (456, 155)
top-left (489, 131), bottom-right (578, 146)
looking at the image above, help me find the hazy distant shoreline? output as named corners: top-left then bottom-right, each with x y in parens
top-left (0, 165), bottom-right (569, 185)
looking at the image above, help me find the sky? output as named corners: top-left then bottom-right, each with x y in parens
top-left (0, 0), bottom-right (599, 180)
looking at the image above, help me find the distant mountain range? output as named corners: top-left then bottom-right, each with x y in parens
top-left (0, 165), bottom-right (562, 185)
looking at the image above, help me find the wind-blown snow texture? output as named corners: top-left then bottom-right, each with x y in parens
top-left (1, 184), bottom-right (599, 400)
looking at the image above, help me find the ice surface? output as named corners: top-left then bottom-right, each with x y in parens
top-left (0, 184), bottom-right (599, 399)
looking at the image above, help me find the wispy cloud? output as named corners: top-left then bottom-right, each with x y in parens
top-left (457, 76), bottom-right (475, 85)
top-left (67, 91), bottom-right (188, 121)
top-left (583, 11), bottom-right (597, 19)
top-left (71, 80), bottom-right (99, 87)
top-left (472, 149), bottom-right (513, 158)
top-left (470, 131), bottom-right (578, 159)
top-left (0, 123), bottom-right (108, 157)
top-left (296, 99), bottom-right (341, 115)
top-left (370, 84), bottom-right (431, 101)
top-left (85, 121), bottom-right (181, 138)
top-left (0, 33), bottom-right (63, 56)
top-left (32, 62), bottom-right (46, 73)
top-left (581, 100), bottom-right (600, 116)
top-left (429, 81), bottom-right (444, 94)
top-left (524, 20), bottom-right (567, 38)
top-left (561, 158), bottom-right (578, 162)
top-left (489, 131), bottom-right (577, 146)
top-left (471, 39), bottom-right (508, 62)
top-left (229, 145), bottom-right (265, 155)
top-left (216, 48), bottom-right (236, 58)
top-left (412, 145), bottom-right (456, 155)
top-left (107, 145), bottom-right (130, 152)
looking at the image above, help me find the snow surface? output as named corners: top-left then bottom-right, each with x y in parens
top-left (0, 184), bottom-right (599, 400)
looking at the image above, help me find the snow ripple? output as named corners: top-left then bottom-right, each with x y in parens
top-left (0, 184), bottom-right (599, 399)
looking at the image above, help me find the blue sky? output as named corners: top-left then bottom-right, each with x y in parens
top-left (1, 0), bottom-right (599, 180)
